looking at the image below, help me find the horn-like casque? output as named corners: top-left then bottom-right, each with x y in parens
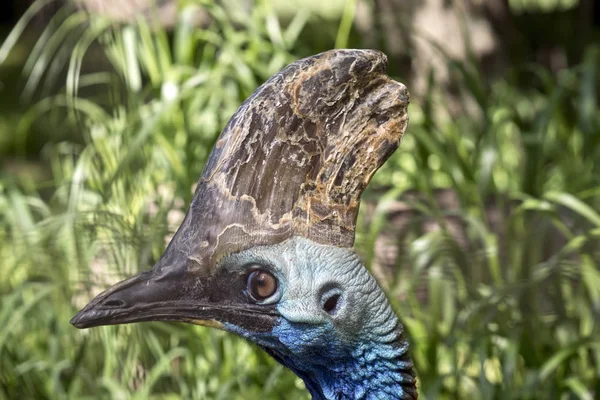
top-left (160, 49), bottom-right (409, 273)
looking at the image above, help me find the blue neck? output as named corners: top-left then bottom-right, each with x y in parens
top-left (264, 324), bottom-right (417, 400)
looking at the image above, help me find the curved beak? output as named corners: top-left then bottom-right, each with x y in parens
top-left (70, 252), bottom-right (278, 333)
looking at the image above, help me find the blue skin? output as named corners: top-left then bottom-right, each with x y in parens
top-left (220, 237), bottom-right (417, 400)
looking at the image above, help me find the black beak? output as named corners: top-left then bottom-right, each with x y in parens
top-left (71, 251), bottom-right (278, 333)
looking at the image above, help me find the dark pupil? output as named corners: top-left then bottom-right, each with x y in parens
top-left (248, 270), bottom-right (276, 300)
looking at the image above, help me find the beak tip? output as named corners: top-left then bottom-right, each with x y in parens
top-left (71, 302), bottom-right (102, 329)
top-left (70, 310), bottom-right (87, 329)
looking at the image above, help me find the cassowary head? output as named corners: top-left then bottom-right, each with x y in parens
top-left (72, 49), bottom-right (416, 399)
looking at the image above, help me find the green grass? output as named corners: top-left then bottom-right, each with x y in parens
top-left (361, 43), bottom-right (600, 399)
top-left (1, 1), bottom-right (599, 399)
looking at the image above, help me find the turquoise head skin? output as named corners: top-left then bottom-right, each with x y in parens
top-left (223, 237), bottom-right (417, 400)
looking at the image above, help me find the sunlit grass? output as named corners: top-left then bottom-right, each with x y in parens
top-left (359, 41), bottom-right (600, 399)
top-left (0, 1), bottom-right (599, 399)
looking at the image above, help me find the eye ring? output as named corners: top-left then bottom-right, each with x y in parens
top-left (246, 269), bottom-right (278, 301)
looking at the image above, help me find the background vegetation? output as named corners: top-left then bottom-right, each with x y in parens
top-left (1, 0), bottom-right (599, 399)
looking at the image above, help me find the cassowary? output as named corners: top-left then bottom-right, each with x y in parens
top-left (72, 49), bottom-right (417, 399)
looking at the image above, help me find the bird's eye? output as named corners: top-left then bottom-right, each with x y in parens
top-left (247, 270), bottom-right (278, 301)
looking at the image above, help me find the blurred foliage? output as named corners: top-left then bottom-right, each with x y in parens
top-left (363, 43), bottom-right (600, 399)
top-left (0, 0), bottom-right (599, 399)
top-left (509, 0), bottom-right (579, 12)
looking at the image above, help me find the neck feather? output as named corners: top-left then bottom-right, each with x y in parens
top-left (265, 321), bottom-right (417, 400)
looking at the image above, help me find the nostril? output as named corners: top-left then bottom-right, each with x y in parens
top-left (103, 299), bottom-right (126, 308)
